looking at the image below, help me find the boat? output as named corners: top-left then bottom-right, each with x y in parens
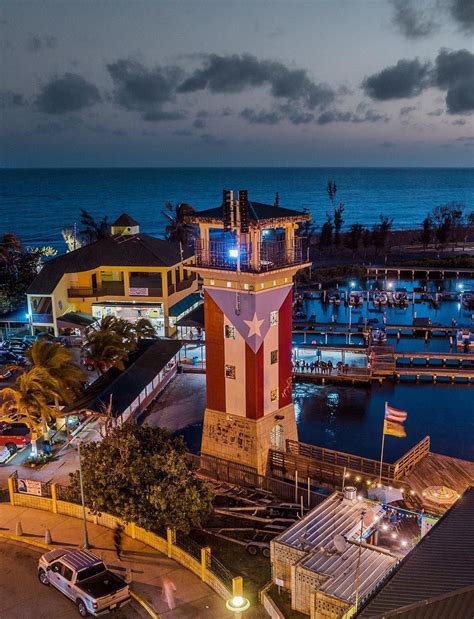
top-left (371, 328), bottom-right (387, 344)
top-left (328, 290), bottom-right (341, 305)
top-left (349, 290), bottom-right (364, 308)
top-left (461, 291), bottom-right (474, 311)
top-left (456, 328), bottom-right (474, 350)
top-left (393, 288), bottom-right (408, 307)
top-left (373, 291), bottom-right (388, 307)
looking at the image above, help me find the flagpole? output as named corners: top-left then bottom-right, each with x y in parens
top-left (379, 402), bottom-right (387, 484)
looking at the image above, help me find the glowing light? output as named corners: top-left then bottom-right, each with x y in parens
top-left (458, 283), bottom-right (464, 291)
top-left (401, 540), bottom-right (408, 547)
top-left (229, 249), bottom-right (239, 258)
top-left (350, 281), bottom-right (356, 288)
top-left (25, 312), bottom-right (31, 319)
top-left (345, 473), bottom-right (351, 479)
top-left (391, 532), bottom-right (397, 539)
top-left (382, 524), bottom-right (388, 531)
top-left (387, 282), bottom-right (393, 289)
top-left (410, 490), bottom-right (415, 496)
top-left (356, 476), bottom-right (361, 482)
top-left (357, 495), bottom-right (363, 501)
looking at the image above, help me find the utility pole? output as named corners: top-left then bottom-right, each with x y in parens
top-left (78, 442), bottom-right (90, 549)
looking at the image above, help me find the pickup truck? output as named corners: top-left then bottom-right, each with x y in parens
top-left (0, 422), bottom-right (31, 453)
top-left (38, 548), bottom-right (131, 616)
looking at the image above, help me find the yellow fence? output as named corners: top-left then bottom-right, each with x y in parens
top-left (8, 478), bottom-right (231, 602)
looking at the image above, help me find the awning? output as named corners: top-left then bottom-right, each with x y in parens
top-left (169, 293), bottom-right (202, 319)
top-left (57, 311), bottom-right (97, 328)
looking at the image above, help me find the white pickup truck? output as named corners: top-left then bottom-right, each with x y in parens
top-left (38, 548), bottom-right (131, 616)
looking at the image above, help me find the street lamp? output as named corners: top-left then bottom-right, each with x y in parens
top-left (77, 442), bottom-right (90, 549)
top-left (226, 577), bottom-right (250, 618)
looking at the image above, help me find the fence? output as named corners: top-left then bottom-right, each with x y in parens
top-left (7, 476), bottom-right (232, 603)
top-left (392, 436), bottom-right (430, 478)
top-left (187, 452), bottom-right (326, 509)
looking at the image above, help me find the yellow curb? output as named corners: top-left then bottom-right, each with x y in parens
top-left (0, 532), bottom-right (54, 551)
top-left (130, 590), bottom-right (161, 619)
top-left (0, 533), bottom-right (161, 618)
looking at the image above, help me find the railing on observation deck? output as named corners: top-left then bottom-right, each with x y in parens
top-left (67, 282), bottom-right (125, 298)
top-left (194, 237), bottom-right (308, 273)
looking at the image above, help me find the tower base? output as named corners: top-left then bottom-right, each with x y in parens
top-left (201, 404), bottom-right (298, 475)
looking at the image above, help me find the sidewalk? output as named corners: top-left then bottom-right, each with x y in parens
top-left (0, 504), bottom-right (237, 618)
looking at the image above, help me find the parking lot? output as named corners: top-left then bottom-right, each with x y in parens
top-left (0, 540), bottom-right (146, 619)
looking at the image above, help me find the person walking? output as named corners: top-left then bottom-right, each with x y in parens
top-left (113, 523), bottom-right (124, 561)
top-left (161, 576), bottom-right (177, 610)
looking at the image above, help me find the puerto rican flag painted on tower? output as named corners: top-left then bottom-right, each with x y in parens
top-left (204, 284), bottom-right (293, 420)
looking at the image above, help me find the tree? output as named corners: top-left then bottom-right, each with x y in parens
top-left (161, 202), bottom-right (196, 248)
top-left (0, 368), bottom-right (62, 435)
top-left (345, 223), bottom-right (364, 257)
top-left (79, 209), bottom-right (110, 245)
top-left (0, 233), bottom-right (21, 275)
top-left (333, 203), bottom-right (345, 246)
top-left (65, 424), bottom-right (213, 534)
top-left (319, 214), bottom-right (333, 249)
top-left (26, 340), bottom-right (85, 407)
top-left (372, 215), bottom-right (393, 255)
top-left (134, 318), bottom-right (156, 340)
top-left (82, 329), bottom-right (129, 375)
top-left (420, 216), bottom-right (432, 251)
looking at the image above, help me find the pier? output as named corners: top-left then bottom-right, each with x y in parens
top-left (366, 265), bottom-right (474, 280)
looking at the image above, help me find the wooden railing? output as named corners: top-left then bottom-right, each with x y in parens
top-left (187, 452), bottom-right (326, 508)
top-left (392, 436), bottom-right (430, 478)
top-left (285, 440), bottom-right (395, 480)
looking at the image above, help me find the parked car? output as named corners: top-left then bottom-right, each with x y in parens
top-left (38, 548), bottom-right (131, 617)
top-left (0, 445), bottom-right (12, 464)
top-left (0, 422), bottom-right (31, 453)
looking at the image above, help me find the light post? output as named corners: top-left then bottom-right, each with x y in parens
top-left (77, 442), bottom-right (90, 549)
top-left (226, 577), bottom-right (250, 619)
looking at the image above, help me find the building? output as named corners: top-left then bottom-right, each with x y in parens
top-left (271, 489), bottom-right (398, 618)
top-left (64, 338), bottom-right (182, 424)
top-left (26, 214), bottom-right (199, 337)
top-left (358, 486), bottom-right (474, 618)
top-left (187, 189), bottom-right (311, 474)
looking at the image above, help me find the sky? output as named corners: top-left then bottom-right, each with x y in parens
top-left (0, 0), bottom-right (473, 167)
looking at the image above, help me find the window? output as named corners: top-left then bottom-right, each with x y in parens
top-left (271, 350), bottom-right (278, 364)
top-left (271, 388), bottom-right (278, 402)
top-left (225, 325), bottom-right (235, 339)
top-left (225, 365), bottom-right (236, 379)
top-left (226, 281), bottom-right (232, 288)
top-left (270, 310), bottom-right (278, 326)
top-left (210, 279), bottom-right (215, 286)
top-left (62, 566), bottom-right (73, 581)
top-left (51, 562), bottom-right (62, 574)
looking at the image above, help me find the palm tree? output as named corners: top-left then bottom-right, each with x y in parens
top-left (134, 318), bottom-right (156, 340)
top-left (0, 232), bottom-right (21, 275)
top-left (161, 202), bottom-right (197, 250)
top-left (26, 340), bottom-right (85, 408)
top-left (82, 330), bottom-right (129, 375)
top-left (91, 316), bottom-right (137, 351)
top-left (0, 368), bottom-right (62, 438)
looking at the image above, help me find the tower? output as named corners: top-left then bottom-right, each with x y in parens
top-left (187, 190), bottom-right (311, 474)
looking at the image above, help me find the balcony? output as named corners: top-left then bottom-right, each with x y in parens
top-left (194, 237), bottom-right (308, 273)
top-left (68, 282), bottom-right (125, 298)
top-left (31, 313), bottom-right (54, 324)
top-left (175, 276), bottom-right (196, 293)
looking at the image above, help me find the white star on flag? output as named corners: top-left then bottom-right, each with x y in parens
top-left (244, 312), bottom-right (264, 337)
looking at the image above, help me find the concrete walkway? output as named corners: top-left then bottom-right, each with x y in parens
top-left (0, 504), bottom-right (236, 618)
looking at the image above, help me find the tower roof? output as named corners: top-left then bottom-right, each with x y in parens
top-left (188, 200), bottom-right (311, 226)
top-left (112, 213), bottom-right (139, 227)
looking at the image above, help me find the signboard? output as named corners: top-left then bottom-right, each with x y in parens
top-left (129, 287), bottom-right (149, 296)
top-left (17, 478), bottom-right (43, 496)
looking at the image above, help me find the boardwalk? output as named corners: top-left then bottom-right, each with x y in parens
top-left (403, 453), bottom-right (474, 514)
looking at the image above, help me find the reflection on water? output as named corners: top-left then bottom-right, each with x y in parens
top-left (293, 381), bottom-right (474, 462)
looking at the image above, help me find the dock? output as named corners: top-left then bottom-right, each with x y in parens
top-left (366, 265), bottom-right (474, 279)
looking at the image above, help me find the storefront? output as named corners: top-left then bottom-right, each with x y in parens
top-left (92, 301), bottom-right (166, 336)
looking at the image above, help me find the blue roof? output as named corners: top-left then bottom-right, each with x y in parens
top-left (169, 293), bottom-right (202, 318)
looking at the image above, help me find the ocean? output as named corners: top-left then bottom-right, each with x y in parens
top-left (1, 167), bottom-right (473, 250)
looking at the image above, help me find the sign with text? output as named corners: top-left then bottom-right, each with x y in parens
top-left (17, 478), bottom-right (43, 496)
top-left (129, 287), bottom-right (149, 296)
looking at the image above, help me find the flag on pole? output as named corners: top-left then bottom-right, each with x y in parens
top-left (384, 403), bottom-right (408, 437)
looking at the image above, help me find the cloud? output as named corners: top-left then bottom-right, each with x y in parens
top-left (389, 0), bottom-right (438, 39)
top-left (174, 129), bottom-right (193, 136)
top-left (192, 117), bottom-right (206, 129)
top-left (452, 119), bottom-right (466, 125)
top-left (317, 108), bottom-right (388, 124)
top-left (456, 135), bottom-right (474, 143)
top-left (0, 91), bottom-right (26, 108)
top-left (427, 108), bottom-right (444, 116)
top-left (107, 58), bottom-right (184, 120)
top-left (433, 48), bottom-right (474, 114)
top-left (240, 108), bottom-right (281, 124)
top-left (27, 34), bottom-right (57, 52)
top-left (362, 58), bottom-right (432, 100)
top-left (35, 73), bottom-right (101, 114)
top-left (198, 133), bottom-right (226, 146)
top-left (449, 0), bottom-right (474, 33)
top-left (400, 105), bottom-right (417, 116)
top-left (221, 107), bottom-right (233, 116)
top-left (380, 141), bottom-right (396, 148)
top-left (178, 53), bottom-right (335, 111)
top-left (142, 110), bottom-right (186, 121)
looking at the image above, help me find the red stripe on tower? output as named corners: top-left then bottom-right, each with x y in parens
top-left (279, 288), bottom-right (293, 408)
top-left (246, 342), bottom-right (264, 419)
top-left (204, 291), bottom-right (226, 412)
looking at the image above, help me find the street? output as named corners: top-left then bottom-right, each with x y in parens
top-left (0, 540), bottom-right (146, 619)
